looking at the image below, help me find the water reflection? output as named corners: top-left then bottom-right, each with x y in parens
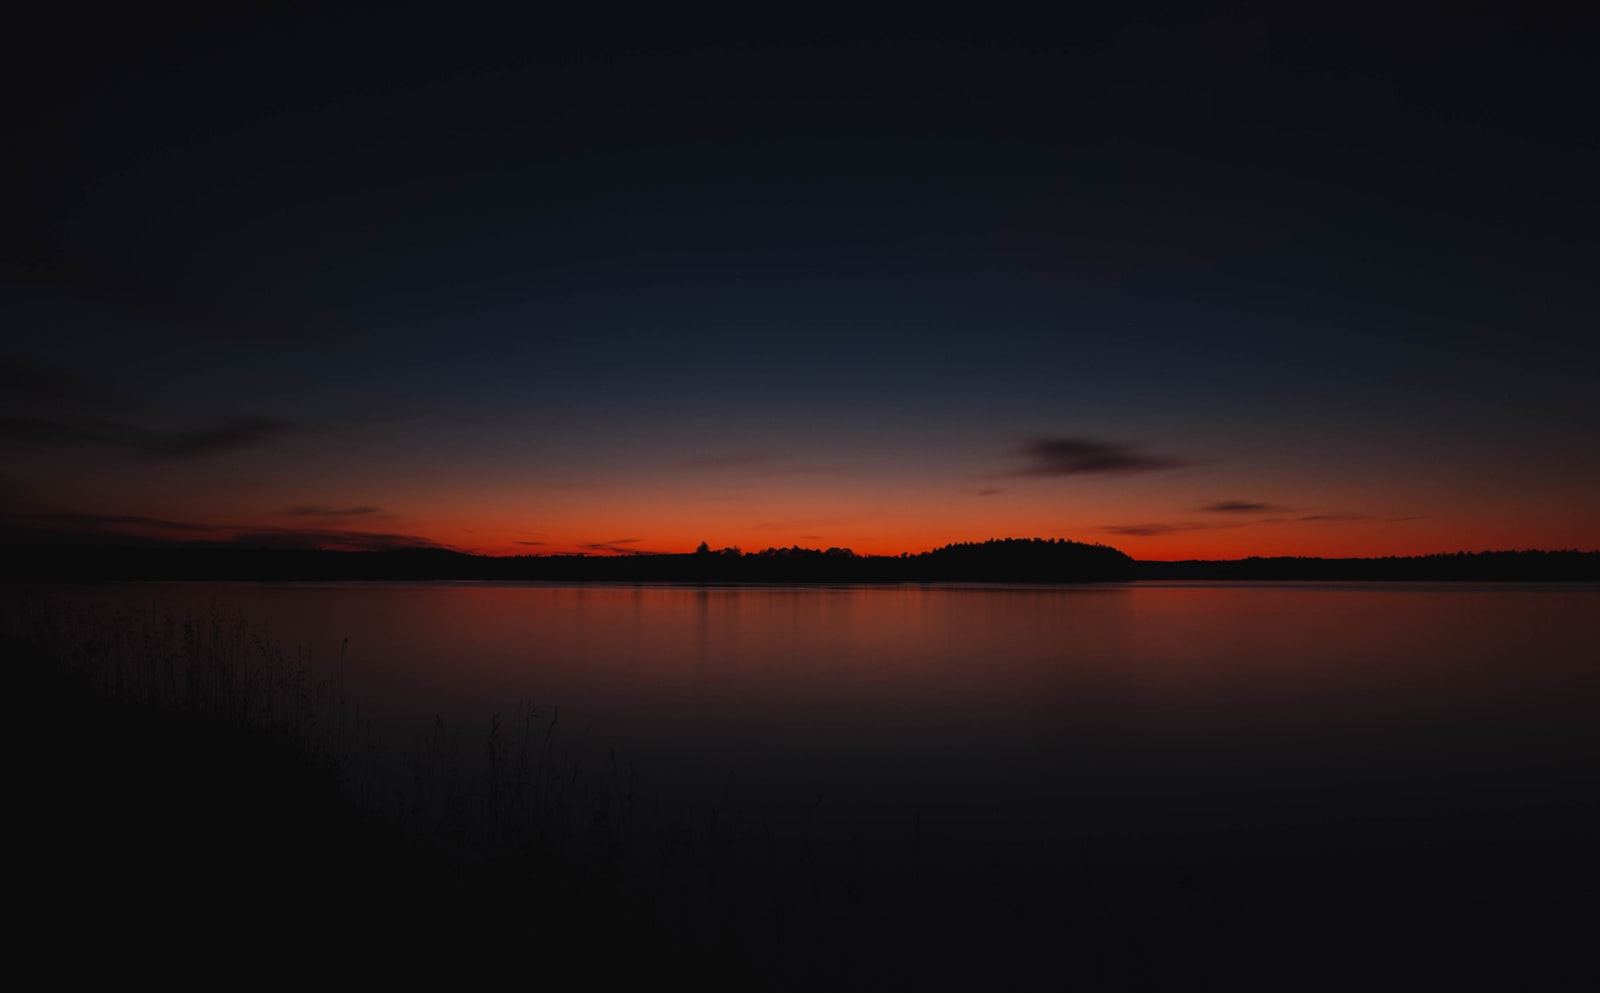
top-left (66, 582), bottom-right (1600, 839)
top-left (45, 581), bottom-right (1600, 986)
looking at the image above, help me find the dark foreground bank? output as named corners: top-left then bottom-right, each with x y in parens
top-left (5, 607), bottom-right (749, 987)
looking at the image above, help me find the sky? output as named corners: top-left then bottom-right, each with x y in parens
top-left (4, 7), bottom-right (1597, 559)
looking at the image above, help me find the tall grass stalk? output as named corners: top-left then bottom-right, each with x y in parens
top-left (4, 590), bottom-right (874, 988)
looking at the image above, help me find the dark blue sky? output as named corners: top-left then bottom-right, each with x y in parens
top-left (5, 6), bottom-right (1596, 556)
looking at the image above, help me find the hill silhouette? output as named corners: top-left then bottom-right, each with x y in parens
top-left (3, 539), bottom-right (1597, 583)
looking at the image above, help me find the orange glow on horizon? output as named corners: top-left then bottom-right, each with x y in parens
top-left (437, 518), bottom-right (1597, 561)
top-left (31, 465), bottom-right (1600, 561)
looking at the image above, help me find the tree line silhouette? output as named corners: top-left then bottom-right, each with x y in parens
top-left (1133, 549), bottom-right (1600, 582)
top-left (5, 539), bottom-right (1597, 582)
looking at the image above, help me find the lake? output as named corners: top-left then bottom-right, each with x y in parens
top-left (33, 581), bottom-right (1600, 987)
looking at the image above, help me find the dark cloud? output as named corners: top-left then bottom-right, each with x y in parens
top-left (0, 510), bottom-right (438, 551)
top-left (514, 540), bottom-right (548, 546)
top-left (0, 512), bottom-right (205, 546)
top-left (1101, 523), bottom-right (1203, 537)
top-left (1200, 500), bottom-right (1285, 514)
top-left (1, 352), bottom-right (296, 460)
top-left (286, 505), bottom-right (382, 518)
top-left (1016, 437), bottom-right (1187, 476)
top-left (582, 538), bottom-right (654, 554)
top-left (1, 511), bottom-right (222, 536)
top-left (1100, 519), bottom-right (1252, 537)
top-left (222, 528), bottom-right (443, 551)
top-left (142, 416), bottom-right (295, 459)
top-left (0, 410), bottom-right (295, 459)
top-left (962, 487), bottom-right (1004, 497)
top-left (1105, 504), bottom-right (1383, 536)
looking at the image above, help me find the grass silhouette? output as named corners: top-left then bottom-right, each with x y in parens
top-left (4, 593), bottom-right (760, 986)
top-left (10, 587), bottom-right (1596, 988)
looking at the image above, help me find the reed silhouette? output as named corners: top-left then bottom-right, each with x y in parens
top-left (4, 597), bottom-right (752, 986)
top-left (7, 588), bottom-right (1598, 988)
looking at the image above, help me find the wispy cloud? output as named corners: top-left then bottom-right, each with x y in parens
top-left (1105, 507), bottom-right (1406, 537)
top-left (1100, 522), bottom-right (1212, 537)
top-left (222, 528), bottom-right (443, 552)
top-left (1199, 500), bottom-right (1286, 514)
top-left (3, 511), bottom-right (222, 535)
top-left (582, 538), bottom-right (656, 555)
top-left (142, 416), bottom-right (295, 459)
top-left (0, 510), bottom-right (441, 551)
top-left (1, 411), bottom-right (296, 460)
top-left (1015, 437), bottom-right (1187, 476)
top-left (0, 511), bottom-right (218, 545)
top-left (286, 505), bottom-right (382, 519)
top-left (1, 352), bottom-right (297, 460)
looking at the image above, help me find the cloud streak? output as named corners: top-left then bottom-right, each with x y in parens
top-left (1, 352), bottom-right (296, 460)
top-left (222, 528), bottom-right (443, 552)
top-left (1105, 506), bottom-right (1398, 537)
top-left (143, 417), bottom-right (295, 459)
top-left (2, 512), bottom-right (222, 535)
top-left (1199, 500), bottom-right (1286, 514)
top-left (1015, 437), bottom-right (1187, 476)
top-left (582, 538), bottom-right (660, 555)
top-left (1, 411), bottom-right (296, 459)
top-left (0, 511), bottom-right (441, 551)
top-left (287, 505), bottom-right (382, 519)
top-left (1101, 522), bottom-right (1212, 537)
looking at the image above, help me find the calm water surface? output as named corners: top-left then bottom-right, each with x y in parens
top-left (61, 581), bottom-right (1599, 842)
top-left (41, 580), bottom-right (1600, 985)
